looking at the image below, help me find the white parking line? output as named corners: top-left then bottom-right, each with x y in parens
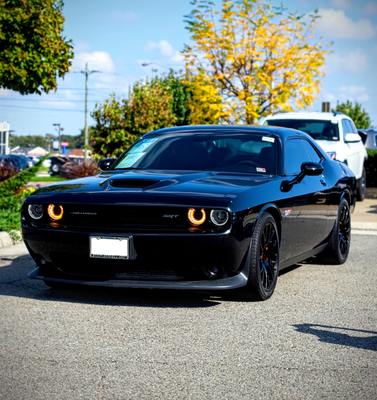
top-left (352, 229), bottom-right (377, 236)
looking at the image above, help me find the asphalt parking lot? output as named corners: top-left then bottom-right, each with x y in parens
top-left (0, 231), bottom-right (376, 400)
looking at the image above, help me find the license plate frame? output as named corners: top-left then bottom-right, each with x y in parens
top-left (89, 236), bottom-right (130, 260)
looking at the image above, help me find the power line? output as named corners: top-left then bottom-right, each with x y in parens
top-left (0, 97), bottom-right (103, 103)
top-left (0, 104), bottom-right (84, 112)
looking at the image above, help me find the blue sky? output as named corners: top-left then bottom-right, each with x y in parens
top-left (1, 0), bottom-right (377, 137)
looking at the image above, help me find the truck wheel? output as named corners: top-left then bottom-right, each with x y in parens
top-left (356, 167), bottom-right (366, 201)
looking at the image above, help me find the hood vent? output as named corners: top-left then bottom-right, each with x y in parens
top-left (109, 178), bottom-right (159, 188)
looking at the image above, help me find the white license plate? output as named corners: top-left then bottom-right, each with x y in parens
top-left (90, 236), bottom-right (129, 259)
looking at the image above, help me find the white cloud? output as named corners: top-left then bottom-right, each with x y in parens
top-left (73, 51), bottom-right (115, 73)
top-left (0, 88), bottom-right (14, 97)
top-left (147, 40), bottom-right (174, 57)
top-left (330, 0), bottom-right (352, 8)
top-left (324, 85), bottom-right (370, 103)
top-left (325, 49), bottom-right (368, 73)
top-left (110, 10), bottom-right (137, 22)
top-left (146, 40), bottom-right (183, 64)
top-left (317, 8), bottom-right (376, 39)
top-left (364, 1), bottom-right (377, 15)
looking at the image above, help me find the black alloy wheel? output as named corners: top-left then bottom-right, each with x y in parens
top-left (244, 212), bottom-right (280, 301)
top-left (338, 201), bottom-right (351, 257)
top-left (326, 197), bottom-right (351, 264)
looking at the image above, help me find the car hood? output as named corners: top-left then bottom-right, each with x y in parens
top-left (29, 170), bottom-right (275, 208)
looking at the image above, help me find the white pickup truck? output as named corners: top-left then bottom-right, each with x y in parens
top-left (262, 112), bottom-right (368, 200)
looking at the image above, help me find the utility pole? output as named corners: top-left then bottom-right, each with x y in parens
top-left (80, 63), bottom-right (100, 160)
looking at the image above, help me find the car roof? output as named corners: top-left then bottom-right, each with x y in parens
top-left (263, 111), bottom-right (350, 122)
top-left (144, 124), bottom-right (307, 140)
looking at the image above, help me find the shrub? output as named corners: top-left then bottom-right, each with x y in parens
top-left (0, 158), bottom-right (19, 181)
top-left (60, 159), bottom-right (99, 179)
top-left (366, 149), bottom-right (377, 187)
top-left (0, 159), bottom-right (44, 232)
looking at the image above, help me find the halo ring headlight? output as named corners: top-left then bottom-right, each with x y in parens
top-left (28, 204), bottom-right (43, 220)
top-left (47, 204), bottom-right (64, 221)
top-left (188, 208), bottom-right (206, 226)
top-left (210, 209), bottom-right (229, 226)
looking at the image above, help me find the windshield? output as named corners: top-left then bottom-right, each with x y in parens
top-left (266, 119), bottom-right (339, 141)
top-left (114, 132), bottom-right (278, 175)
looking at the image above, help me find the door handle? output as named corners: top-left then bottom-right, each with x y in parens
top-left (320, 179), bottom-right (327, 186)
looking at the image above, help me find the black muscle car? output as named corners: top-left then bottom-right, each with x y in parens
top-left (22, 126), bottom-right (355, 300)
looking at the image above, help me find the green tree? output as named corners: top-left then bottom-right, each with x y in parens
top-left (333, 101), bottom-right (371, 129)
top-left (10, 134), bottom-right (48, 148)
top-left (0, 0), bottom-right (73, 94)
top-left (91, 72), bottom-right (194, 158)
top-left (183, 0), bottom-right (328, 124)
top-left (91, 96), bottom-right (137, 158)
top-left (129, 75), bottom-right (177, 134)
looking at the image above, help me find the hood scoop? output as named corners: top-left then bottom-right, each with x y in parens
top-left (109, 178), bottom-right (160, 188)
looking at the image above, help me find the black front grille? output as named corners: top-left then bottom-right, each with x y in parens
top-left (61, 204), bottom-right (188, 232)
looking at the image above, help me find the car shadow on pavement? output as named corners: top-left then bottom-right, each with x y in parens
top-left (366, 204), bottom-right (377, 214)
top-left (0, 254), bottom-right (232, 308)
top-left (293, 323), bottom-right (377, 352)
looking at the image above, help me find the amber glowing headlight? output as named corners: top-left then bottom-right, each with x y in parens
top-left (210, 209), bottom-right (229, 226)
top-left (187, 208), bottom-right (206, 226)
top-left (47, 204), bottom-right (64, 221)
top-left (28, 204), bottom-right (43, 220)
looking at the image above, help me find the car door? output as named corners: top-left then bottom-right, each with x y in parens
top-left (341, 119), bottom-right (363, 178)
top-left (279, 138), bottom-right (332, 262)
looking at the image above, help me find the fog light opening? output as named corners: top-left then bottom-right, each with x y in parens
top-left (204, 266), bottom-right (223, 280)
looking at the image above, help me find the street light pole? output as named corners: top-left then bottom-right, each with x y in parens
top-left (80, 63), bottom-right (100, 160)
top-left (52, 123), bottom-right (63, 154)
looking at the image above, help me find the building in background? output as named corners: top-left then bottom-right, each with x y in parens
top-left (0, 121), bottom-right (10, 155)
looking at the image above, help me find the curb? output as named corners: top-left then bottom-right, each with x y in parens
top-left (0, 232), bottom-right (14, 249)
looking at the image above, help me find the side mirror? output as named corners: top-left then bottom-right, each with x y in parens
top-left (98, 158), bottom-right (116, 171)
top-left (281, 162), bottom-right (323, 192)
top-left (301, 162), bottom-right (323, 176)
top-left (357, 130), bottom-right (368, 145)
top-left (344, 133), bottom-right (361, 143)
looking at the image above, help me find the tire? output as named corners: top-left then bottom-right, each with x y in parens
top-left (325, 198), bottom-right (351, 264)
top-left (50, 163), bottom-right (60, 175)
top-left (356, 166), bottom-right (366, 201)
top-left (242, 212), bottom-right (280, 301)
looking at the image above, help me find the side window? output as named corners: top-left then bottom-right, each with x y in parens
top-left (285, 139), bottom-right (321, 175)
top-left (342, 119), bottom-right (356, 134)
top-left (350, 120), bottom-right (358, 133)
top-left (304, 141), bottom-right (322, 163)
top-left (341, 119), bottom-right (350, 134)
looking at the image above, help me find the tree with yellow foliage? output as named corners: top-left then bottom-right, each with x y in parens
top-left (183, 0), bottom-right (328, 124)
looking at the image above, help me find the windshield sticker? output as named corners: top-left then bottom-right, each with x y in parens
top-left (116, 137), bottom-right (159, 169)
top-left (256, 167), bottom-right (266, 173)
top-left (262, 136), bottom-right (275, 143)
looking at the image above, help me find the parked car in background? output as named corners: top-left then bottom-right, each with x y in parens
top-left (23, 125), bottom-right (356, 301)
top-left (365, 129), bottom-right (377, 150)
top-left (8, 154), bottom-right (30, 170)
top-left (0, 155), bottom-right (20, 181)
top-left (262, 112), bottom-right (368, 201)
top-left (49, 156), bottom-right (69, 175)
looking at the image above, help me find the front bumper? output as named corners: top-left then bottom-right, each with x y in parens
top-left (29, 266), bottom-right (248, 290)
top-left (23, 225), bottom-right (250, 290)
